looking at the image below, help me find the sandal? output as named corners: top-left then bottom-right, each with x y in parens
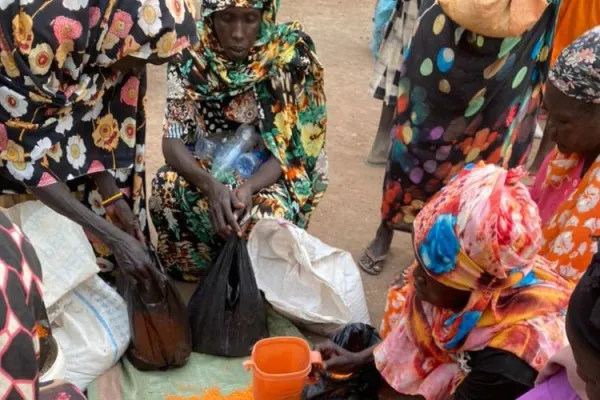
top-left (358, 247), bottom-right (388, 276)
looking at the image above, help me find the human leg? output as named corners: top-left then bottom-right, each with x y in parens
top-left (367, 103), bottom-right (395, 165)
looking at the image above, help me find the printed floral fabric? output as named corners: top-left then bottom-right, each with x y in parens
top-left (532, 27), bottom-right (600, 282)
top-left (0, 212), bottom-right (44, 398)
top-left (0, 0), bottom-right (197, 187)
top-left (150, 160), bottom-right (300, 282)
top-left (0, 0), bottom-right (197, 279)
top-left (152, 0), bottom-right (328, 280)
top-left (375, 163), bottom-right (572, 400)
top-left (549, 25), bottom-right (600, 103)
top-left (535, 151), bottom-right (600, 282)
top-left (381, 0), bottom-right (560, 228)
top-left (202, 0), bottom-right (266, 12)
top-left (169, 0), bottom-right (328, 228)
top-left (529, 148), bottom-right (583, 226)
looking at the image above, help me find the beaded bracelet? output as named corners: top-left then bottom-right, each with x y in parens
top-left (101, 192), bottom-right (124, 207)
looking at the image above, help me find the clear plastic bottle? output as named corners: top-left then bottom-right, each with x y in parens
top-left (211, 124), bottom-right (258, 181)
top-left (235, 152), bottom-right (262, 179)
top-left (194, 137), bottom-right (218, 161)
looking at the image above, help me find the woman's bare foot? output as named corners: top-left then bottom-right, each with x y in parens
top-left (359, 223), bottom-right (394, 275)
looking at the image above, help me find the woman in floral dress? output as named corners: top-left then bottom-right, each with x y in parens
top-left (359, 0), bottom-right (561, 275)
top-left (0, 0), bottom-right (197, 281)
top-left (530, 27), bottom-right (600, 283)
top-left (150, 0), bottom-right (328, 282)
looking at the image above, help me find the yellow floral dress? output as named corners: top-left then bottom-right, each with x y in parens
top-left (149, 0), bottom-right (328, 282)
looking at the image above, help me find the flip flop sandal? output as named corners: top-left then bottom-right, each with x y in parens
top-left (359, 247), bottom-right (388, 276)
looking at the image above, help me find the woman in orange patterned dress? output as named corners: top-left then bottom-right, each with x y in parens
top-left (530, 27), bottom-right (600, 283)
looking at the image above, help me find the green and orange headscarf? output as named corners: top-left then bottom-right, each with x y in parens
top-left (171, 0), bottom-right (328, 228)
top-left (375, 163), bottom-right (572, 400)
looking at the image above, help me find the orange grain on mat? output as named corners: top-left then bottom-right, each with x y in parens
top-left (165, 387), bottom-right (253, 400)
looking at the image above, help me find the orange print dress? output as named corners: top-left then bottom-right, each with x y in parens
top-left (533, 150), bottom-right (600, 282)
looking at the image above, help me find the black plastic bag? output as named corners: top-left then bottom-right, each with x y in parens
top-left (303, 323), bottom-right (382, 400)
top-left (188, 235), bottom-right (268, 357)
top-left (117, 246), bottom-right (192, 371)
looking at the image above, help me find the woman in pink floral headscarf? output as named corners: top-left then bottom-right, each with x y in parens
top-left (318, 163), bottom-right (572, 400)
top-left (0, 0), bottom-right (197, 282)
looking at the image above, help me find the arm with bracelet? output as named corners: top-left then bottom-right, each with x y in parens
top-left (91, 171), bottom-right (146, 243)
top-left (29, 181), bottom-right (152, 281)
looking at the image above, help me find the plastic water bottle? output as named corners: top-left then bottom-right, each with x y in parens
top-left (194, 137), bottom-right (218, 161)
top-left (254, 149), bottom-right (270, 163)
top-left (211, 124), bottom-right (258, 181)
top-left (235, 152), bottom-right (262, 179)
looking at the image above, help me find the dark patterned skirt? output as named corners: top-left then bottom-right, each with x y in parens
top-left (149, 160), bottom-right (296, 283)
top-left (381, 0), bottom-right (560, 229)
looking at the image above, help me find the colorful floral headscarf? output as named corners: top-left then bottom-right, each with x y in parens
top-left (374, 163), bottom-right (572, 400)
top-left (413, 163), bottom-right (542, 296)
top-left (549, 26), bottom-right (600, 104)
top-left (0, 0), bottom-right (197, 187)
top-left (171, 0), bottom-right (328, 228)
top-left (202, 0), bottom-right (271, 15)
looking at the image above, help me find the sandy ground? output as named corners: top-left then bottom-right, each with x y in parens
top-left (145, 0), bottom-right (539, 329)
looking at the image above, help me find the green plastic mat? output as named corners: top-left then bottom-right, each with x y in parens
top-left (88, 309), bottom-right (306, 400)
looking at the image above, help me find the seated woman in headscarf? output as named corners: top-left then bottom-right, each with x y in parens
top-left (0, 211), bottom-right (86, 399)
top-left (530, 27), bottom-right (600, 282)
top-left (0, 0), bottom-right (197, 282)
top-left (518, 251), bottom-right (600, 400)
top-left (318, 163), bottom-right (572, 400)
top-left (150, 0), bottom-right (328, 282)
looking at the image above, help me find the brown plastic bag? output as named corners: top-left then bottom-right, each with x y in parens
top-left (117, 246), bottom-right (192, 371)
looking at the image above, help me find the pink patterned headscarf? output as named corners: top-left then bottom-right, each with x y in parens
top-left (375, 163), bottom-right (572, 400)
top-left (413, 162), bottom-right (542, 292)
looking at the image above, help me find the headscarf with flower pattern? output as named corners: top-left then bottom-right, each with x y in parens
top-left (374, 163), bottom-right (572, 400)
top-left (171, 0), bottom-right (328, 228)
top-left (0, 0), bottom-right (197, 188)
top-left (549, 26), bottom-right (600, 104)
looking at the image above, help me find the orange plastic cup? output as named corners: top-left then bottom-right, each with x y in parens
top-left (243, 337), bottom-right (322, 400)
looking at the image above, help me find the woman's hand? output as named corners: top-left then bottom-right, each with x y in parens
top-left (105, 198), bottom-right (146, 244)
top-left (315, 342), bottom-right (365, 374)
top-left (29, 182), bottom-right (152, 282)
top-left (207, 180), bottom-right (241, 238)
top-left (232, 184), bottom-right (253, 232)
top-left (108, 230), bottom-right (153, 282)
